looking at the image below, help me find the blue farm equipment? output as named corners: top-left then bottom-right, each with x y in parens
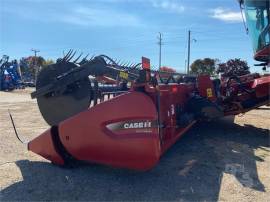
top-left (0, 55), bottom-right (23, 91)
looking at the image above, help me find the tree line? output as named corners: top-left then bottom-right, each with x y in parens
top-left (18, 56), bottom-right (250, 82)
top-left (19, 56), bottom-right (54, 81)
top-left (190, 58), bottom-right (250, 77)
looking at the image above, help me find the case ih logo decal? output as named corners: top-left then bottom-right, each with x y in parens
top-left (124, 121), bottom-right (152, 129)
top-left (106, 120), bottom-right (157, 131)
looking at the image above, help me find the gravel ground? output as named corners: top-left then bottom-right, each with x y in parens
top-left (0, 89), bottom-right (269, 201)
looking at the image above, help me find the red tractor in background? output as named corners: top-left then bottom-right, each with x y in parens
top-left (12, 0), bottom-right (270, 171)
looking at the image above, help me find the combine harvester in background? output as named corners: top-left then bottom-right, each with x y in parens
top-left (0, 55), bottom-right (23, 91)
top-left (239, 0), bottom-right (269, 68)
top-left (12, 0), bottom-right (269, 170)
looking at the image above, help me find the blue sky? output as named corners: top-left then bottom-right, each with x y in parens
top-left (0, 0), bottom-right (259, 72)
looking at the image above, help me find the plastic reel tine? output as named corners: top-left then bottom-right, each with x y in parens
top-left (61, 50), bottom-right (65, 61)
top-left (133, 63), bottom-right (141, 69)
top-left (122, 61), bottom-right (127, 67)
top-left (63, 49), bottom-right (72, 60)
top-left (121, 62), bottom-right (127, 68)
top-left (79, 53), bottom-right (89, 64)
top-left (126, 62), bottom-right (131, 68)
top-left (63, 49), bottom-right (73, 61)
top-left (73, 52), bottom-right (83, 63)
top-left (117, 60), bottom-right (122, 66)
top-left (133, 63), bottom-right (138, 69)
top-left (66, 50), bottom-right (76, 62)
top-left (89, 54), bottom-right (95, 61)
top-left (107, 58), bottom-right (114, 65)
top-left (117, 61), bottom-right (123, 68)
top-left (115, 60), bottom-right (123, 67)
top-left (129, 63), bottom-right (135, 69)
top-left (105, 58), bottom-right (111, 65)
top-left (125, 62), bottom-right (131, 69)
top-left (113, 58), bottom-right (119, 65)
top-left (121, 61), bottom-right (128, 67)
top-left (86, 55), bottom-right (96, 65)
top-left (67, 51), bottom-right (77, 62)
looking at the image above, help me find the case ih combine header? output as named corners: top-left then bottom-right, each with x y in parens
top-left (13, 0), bottom-right (269, 170)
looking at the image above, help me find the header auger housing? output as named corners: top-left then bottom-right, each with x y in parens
top-left (26, 51), bottom-right (270, 171)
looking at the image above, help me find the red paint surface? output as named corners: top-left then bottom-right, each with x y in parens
top-left (142, 57), bottom-right (150, 70)
top-left (59, 92), bottom-right (161, 171)
top-left (252, 76), bottom-right (270, 98)
top-left (197, 75), bottom-right (217, 102)
top-left (28, 129), bottom-right (65, 165)
top-left (254, 45), bottom-right (270, 62)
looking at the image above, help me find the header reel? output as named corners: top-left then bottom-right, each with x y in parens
top-left (32, 50), bottom-right (195, 126)
top-left (33, 50), bottom-right (141, 126)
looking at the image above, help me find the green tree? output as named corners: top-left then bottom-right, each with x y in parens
top-left (43, 59), bottom-right (55, 66)
top-left (19, 56), bottom-right (46, 81)
top-left (217, 58), bottom-right (250, 77)
top-left (190, 58), bottom-right (218, 75)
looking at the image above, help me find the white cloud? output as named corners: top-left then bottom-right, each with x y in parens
top-left (151, 0), bottom-right (185, 13)
top-left (59, 7), bottom-right (142, 27)
top-left (2, 4), bottom-right (142, 28)
top-left (3, 0), bottom-right (187, 28)
top-left (210, 8), bottom-right (243, 23)
top-left (97, 0), bottom-right (186, 13)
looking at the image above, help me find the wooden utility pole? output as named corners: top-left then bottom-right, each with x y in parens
top-left (31, 49), bottom-right (40, 84)
top-left (158, 32), bottom-right (163, 70)
top-left (185, 59), bottom-right (187, 73)
top-left (187, 30), bottom-right (191, 74)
